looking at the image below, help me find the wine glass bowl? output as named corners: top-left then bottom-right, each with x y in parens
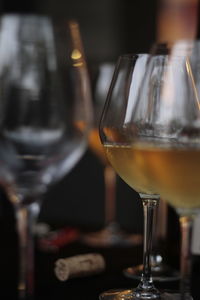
top-left (0, 14), bottom-right (92, 299)
top-left (132, 40), bottom-right (200, 213)
top-left (0, 15), bottom-right (90, 199)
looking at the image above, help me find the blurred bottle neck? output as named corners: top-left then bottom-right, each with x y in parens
top-left (157, 0), bottom-right (199, 43)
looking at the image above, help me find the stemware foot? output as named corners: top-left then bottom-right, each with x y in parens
top-left (99, 288), bottom-right (161, 300)
top-left (124, 264), bottom-right (180, 282)
top-left (99, 289), bottom-right (192, 300)
top-left (99, 289), bottom-right (134, 300)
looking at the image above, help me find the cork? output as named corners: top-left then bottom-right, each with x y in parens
top-left (54, 253), bottom-right (106, 281)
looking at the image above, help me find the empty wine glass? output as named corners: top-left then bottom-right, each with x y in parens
top-left (0, 14), bottom-right (92, 300)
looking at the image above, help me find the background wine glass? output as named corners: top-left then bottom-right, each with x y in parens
top-left (0, 14), bottom-right (92, 300)
top-left (130, 40), bottom-right (199, 299)
top-left (81, 63), bottom-right (143, 247)
top-left (99, 54), bottom-right (163, 300)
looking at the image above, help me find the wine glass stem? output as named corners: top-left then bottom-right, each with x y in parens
top-left (104, 165), bottom-right (116, 225)
top-left (15, 200), bottom-right (40, 300)
top-left (135, 198), bottom-right (160, 298)
top-left (179, 215), bottom-right (193, 299)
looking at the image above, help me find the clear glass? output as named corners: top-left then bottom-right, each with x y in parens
top-left (126, 40), bottom-right (200, 299)
top-left (99, 54), bottom-right (163, 299)
top-left (82, 63), bottom-right (142, 247)
top-left (0, 14), bottom-right (92, 300)
top-left (124, 198), bottom-right (180, 282)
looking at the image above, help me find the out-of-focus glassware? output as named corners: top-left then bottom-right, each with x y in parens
top-left (81, 63), bottom-right (143, 247)
top-left (126, 40), bottom-right (200, 299)
top-left (0, 14), bottom-right (92, 300)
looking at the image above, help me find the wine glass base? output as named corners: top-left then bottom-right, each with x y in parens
top-left (81, 223), bottom-right (143, 247)
top-left (99, 289), bottom-right (183, 300)
top-left (124, 264), bottom-right (180, 282)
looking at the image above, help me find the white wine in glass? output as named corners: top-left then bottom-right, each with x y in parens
top-left (99, 54), bottom-right (164, 300)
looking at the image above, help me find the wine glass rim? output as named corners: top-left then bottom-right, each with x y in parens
top-left (150, 39), bottom-right (200, 55)
top-left (118, 53), bottom-right (148, 60)
top-left (152, 38), bottom-right (199, 46)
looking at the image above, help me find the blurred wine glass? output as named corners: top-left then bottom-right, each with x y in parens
top-left (81, 63), bottom-right (143, 247)
top-left (128, 40), bottom-right (199, 299)
top-left (0, 14), bottom-right (92, 300)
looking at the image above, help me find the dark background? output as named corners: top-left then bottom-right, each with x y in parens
top-left (1, 0), bottom-right (158, 62)
top-left (0, 0), bottom-right (159, 232)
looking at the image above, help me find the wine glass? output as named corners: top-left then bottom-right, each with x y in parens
top-left (99, 54), bottom-right (164, 300)
top-left (126, 40), bottom-right (200, 299)
top-left (81, 63), bottom-right (143, 247)
top-left (0, 14), bottom-right (92, 300)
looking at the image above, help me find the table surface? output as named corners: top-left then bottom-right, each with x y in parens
top-left (0, 185), bottom-right (198, 300)
top-left (0, 224), bottom-right (199, 300)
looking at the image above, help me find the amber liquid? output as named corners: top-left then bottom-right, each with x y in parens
top-left (104, 144), bottom-right (157, 195)
top-left (89, 129), bottom-right (108, 165)
top-left (105, 142), bottom-right (200, 209)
